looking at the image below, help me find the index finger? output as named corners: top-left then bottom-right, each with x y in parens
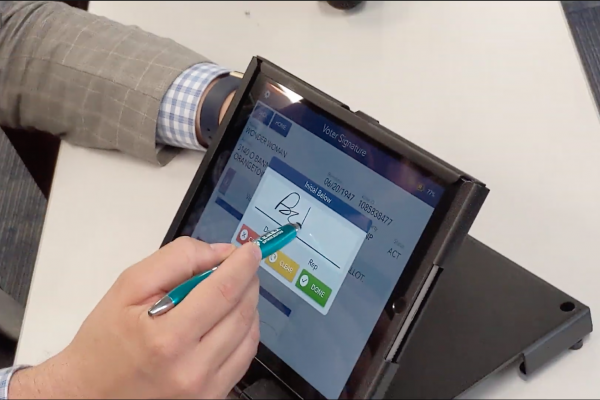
top-left (167, 242), bottom-right (262, 337)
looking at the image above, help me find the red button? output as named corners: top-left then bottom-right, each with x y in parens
top-left (236, 224), bottom-right (259, 245)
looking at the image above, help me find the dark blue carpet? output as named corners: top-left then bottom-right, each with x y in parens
top-left (0, 129), bottom-right (46, 308)
top-left (563, 1), bottom-right (600, 113)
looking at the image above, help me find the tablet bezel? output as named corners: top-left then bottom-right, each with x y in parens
top-left (162, 57), bottom-right (487, 399)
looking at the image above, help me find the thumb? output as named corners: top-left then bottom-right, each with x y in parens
top-left (117, 237), bottom-right (236, 305)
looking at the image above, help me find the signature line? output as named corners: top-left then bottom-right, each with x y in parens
top-left (254, 206), bottom-right (341, 269)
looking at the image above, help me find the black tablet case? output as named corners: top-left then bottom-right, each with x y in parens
top-left (241, 235), bottom-right (592, 399)
top-left (163, 56), bottom-right (593, 399)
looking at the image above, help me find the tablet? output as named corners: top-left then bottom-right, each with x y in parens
top-left (163, 57), bottom-right (488, 399)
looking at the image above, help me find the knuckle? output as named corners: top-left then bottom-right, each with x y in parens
top-left (250, 276), bottom-right (260, 296)
top-left (251, 339), bottom-right (259, 357)
top-left (115, 270), bottom-right (131, 290)
top-left (148, 333), bottom-right (179, 359)
top-left (216, 276), bottom-right (240, 306)
top-left (250, 327), bottom-right (260, 347)
top-left (114, 267), bottom-right (137, 294)
top-left (172, 236), bottom-right (198, 264)
top-left (117, 264), bottom-right (136, 284)
top-left (173, 235), bottom-right (196, 247)
top-left (174, 370), bottom-right (207, 396)
top-left (251, 314), bottom-right (261, 344)
top-left (238, 300), bottom-right (257, 328)
top-left (246, 331), bottom-right (260, 359)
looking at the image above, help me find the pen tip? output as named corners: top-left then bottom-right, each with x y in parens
top-left (292, 222), bottom-right (302, 231)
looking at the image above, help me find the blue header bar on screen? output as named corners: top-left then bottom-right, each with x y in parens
top-left (253, 92), bottom-right (445, 208)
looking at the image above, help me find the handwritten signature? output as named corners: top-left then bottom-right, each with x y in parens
top-left (275, 192), bottom-right (311, 225)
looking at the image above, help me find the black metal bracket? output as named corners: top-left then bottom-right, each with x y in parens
top-left (519, 306), bottom-right (591, 375)
top-left (239, 235), bottom-right (593, 399)
top-left (384, 236), bottom-right (593, 399)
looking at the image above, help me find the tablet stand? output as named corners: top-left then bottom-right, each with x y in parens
top-left (239, 236), bottom-right (593, 399)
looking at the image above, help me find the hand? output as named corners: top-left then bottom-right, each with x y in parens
top-left (10, 237), bottom-right (262, 399)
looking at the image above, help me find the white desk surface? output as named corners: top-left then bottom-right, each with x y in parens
top-left (16, 1), bottom-right (600, 398)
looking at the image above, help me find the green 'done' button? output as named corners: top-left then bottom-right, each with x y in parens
top-left (295, 269), bottom-right (332, 307)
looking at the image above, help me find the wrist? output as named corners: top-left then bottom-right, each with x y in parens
top-left (195, 72), bottom-right (242, 147)
top-left (219, 91), bottom-right (236, 125)
top-left (10, 367), bottom-right (47, 399)
top-left (9, 365), bottom-right (62, 399)
top-left (9, 350), bottom-right (91, 399)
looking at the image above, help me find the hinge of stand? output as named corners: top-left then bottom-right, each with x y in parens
top-left (520, 307), bottom-right (592, 375)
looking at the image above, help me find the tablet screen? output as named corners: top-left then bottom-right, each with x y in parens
top-left (180, 78), bottom-right (445, 398)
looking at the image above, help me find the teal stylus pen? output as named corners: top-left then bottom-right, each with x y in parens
top-left (148, 222), bottom-right (302, 317)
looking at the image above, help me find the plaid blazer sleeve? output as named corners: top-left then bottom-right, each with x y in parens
top-left (0, 1), bottom-right (210, 165)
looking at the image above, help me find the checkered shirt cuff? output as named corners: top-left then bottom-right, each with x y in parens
top-left (0, 366), bottom-right (28, 399)
top-left (157, 62), bottom-right (231, 150)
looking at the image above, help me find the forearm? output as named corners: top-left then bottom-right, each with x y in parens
top-left (0, 1), bottom-right (213, 164)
